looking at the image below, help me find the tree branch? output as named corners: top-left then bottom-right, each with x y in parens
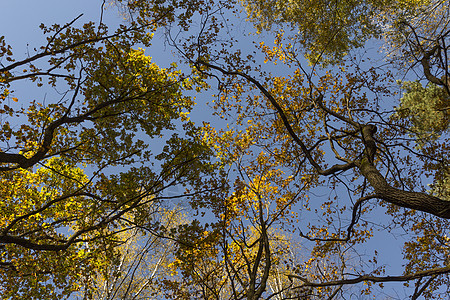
top-left (299, 194), bottom-right (377, 242)
top-left (289, 265), bottom-right (450, 288)
top-left (195, 60), bottom-right (357, 176)
top-left (357, 124), bottom-right (450, 219)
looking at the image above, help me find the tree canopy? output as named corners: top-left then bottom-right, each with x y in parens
top-left (0, 0), bottom-right (449, 299)
top-left (0, 1), bottom-right (218, 298)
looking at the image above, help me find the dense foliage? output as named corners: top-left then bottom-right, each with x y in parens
top-left (0, 0), bottom-right (449, 299)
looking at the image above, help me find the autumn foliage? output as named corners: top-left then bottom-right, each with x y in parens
top-left (0, 0), bottom-right (449, 299)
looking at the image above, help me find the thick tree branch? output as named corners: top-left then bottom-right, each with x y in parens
top-left (288, 265), bottom-right (450, 288)
top-left (357, 124), bottom-right (450, 219)
top-left (0, 194), bottom-right (142, 251)
top-left (420, 45), bottom-right (445, 86)
top-left (0, 86), bottom-right (161, 171)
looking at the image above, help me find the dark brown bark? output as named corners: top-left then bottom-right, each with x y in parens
top-left (358, 160), bottom-right (450, 218)
top-left (359, 124), bottom-right (450, 219)
top-left (288, 265), bottom-right (450, 288)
